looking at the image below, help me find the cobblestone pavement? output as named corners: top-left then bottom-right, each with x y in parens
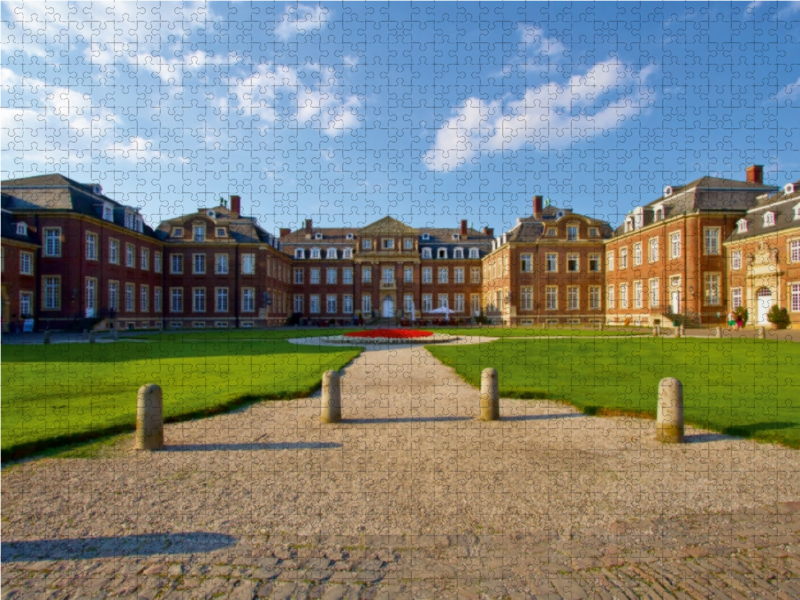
top-left (3, 344), bottom-right (800, 599)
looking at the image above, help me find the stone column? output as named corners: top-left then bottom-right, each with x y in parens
top-left (43, 330), bottom-right (52, 345)
top-left (656, 378), bottom-right (684, 443)
top-left (136, 384), bottom-right (164, 450)
top-left (714, 326), bottom-right (722, 338)
top-left (480, 368), bottom-right (500, 421)
top-left (653, 326), bottom-right (659, 337)
top-left (320, 370), bottom-right (342, 424)
top-left (757, 327), bottom-right (765, 339)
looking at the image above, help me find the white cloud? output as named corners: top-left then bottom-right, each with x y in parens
top-left (772, 74), bottom-right (800, 102)
top-left (274, 4), bottom-right (330, 40)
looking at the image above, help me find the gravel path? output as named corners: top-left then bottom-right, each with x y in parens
top-left (3, 342), bottom-right (800, 598)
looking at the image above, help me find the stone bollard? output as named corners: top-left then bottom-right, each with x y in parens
top-left (714, 326), bottom-right (722, 338)
top-left (89, 331), bottom-right (97, 343)
top-left (656, 378), bottom-right (684, 443)
top-left (43, 330), bottom-right (52, 345)
top-left (136, 384), bottom-right (164, 450)
top-left (111, 329), bottom-right (119, 341)
top-left (757, 327), bottom-right (765, 340)
top-left (679, 325), bottom-right (685, 337)
top-left (673, 326), bottom-right (681, 339)
top-left (320, 370), bottom-right (342, 424)
top-left (480, 368), bottom-right (500, 421)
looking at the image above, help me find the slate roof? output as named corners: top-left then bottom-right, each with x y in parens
top-left (0, 197), bottom-right (39, 245)
top-left (509, 207), bottom-right (614, 243)
top-left (158, 207), bottom-right (277, 245)
top-left (727, 182), bottom-right (800, 242)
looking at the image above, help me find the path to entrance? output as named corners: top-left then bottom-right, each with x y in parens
top-left (3, 342), bottom-right (800, 599)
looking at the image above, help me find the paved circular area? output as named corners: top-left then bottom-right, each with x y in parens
top-left (2, 344), bottom-right (800, 598)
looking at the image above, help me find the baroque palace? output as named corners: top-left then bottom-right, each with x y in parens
top-left (2, 167), bottom-right (799, 333)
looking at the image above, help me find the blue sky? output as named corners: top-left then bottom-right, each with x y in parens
top-left (3, 1), bottom-right (800, 235)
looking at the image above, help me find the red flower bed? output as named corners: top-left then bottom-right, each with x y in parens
top-left (344, 328), bottom-right (433, 339)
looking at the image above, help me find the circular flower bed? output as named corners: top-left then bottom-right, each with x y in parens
top-left (344, 328), bottom-right (433, 339)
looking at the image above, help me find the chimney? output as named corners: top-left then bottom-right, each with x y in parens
top-left (279, 228), bottom-right (291, 238)
top-left (305, 219), bottom-right (313, 233)
top-left (746, 165), bottom-right (763, 185)
top-left (460, 219), bottom-right (468, 236)
top-left (481, 227), bottom-right (494, 238)
top-left (230, 195), bottom-right (241, 216)
top-left (533, 195), bottom-right (544, 219)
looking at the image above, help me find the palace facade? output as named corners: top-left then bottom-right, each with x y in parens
top-left (2, 167), bottom-right (799, 332)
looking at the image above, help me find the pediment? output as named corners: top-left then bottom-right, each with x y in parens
top-left (358, 216), bottom-right (418, 235)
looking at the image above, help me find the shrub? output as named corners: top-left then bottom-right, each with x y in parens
top-left (767, 305), bottom-right (790, 328)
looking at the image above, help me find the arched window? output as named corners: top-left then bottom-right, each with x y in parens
top-left (295, 248), bottom-right (306, 259)
top-left (469, 248), bottom-right (479, 259)
top-left (437, 248), bottom-right (448, 259)
top-left (310, 247), bottom-right (321, 259)
top-left (736, 219), bottom-right (748, 234)
top-left (422, 233), bottom-right (430, 241)
top-left (453, 247), bottom-right (464, 259)
top-left (763, 212), bottom-right (775, 227)
top-left (421, 248), bottom-right (432, 259)
top-left (326, 248), bottom-right (337, 259)
top-left (342, 248), bottom-right (352, 259)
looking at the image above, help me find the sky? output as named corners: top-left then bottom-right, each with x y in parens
top-left (2, 1), bottom-right (800, 236)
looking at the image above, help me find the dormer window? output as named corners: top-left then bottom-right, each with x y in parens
top-left (625, 217), bottom-right (634, 233)
top-left (315, 233), bottom-right (323, 240)
top-left (102, 204), bottom-right (114, 222)
top-left (567, 225), bottom-right (579, 241)
top-left (737, 219), bottom-right (748, 233)
top-left (437, 248), bottom-right (447, 259)
top-left (346, 233), bottom-right (354, 240)
top-left (785, 183), bottom-right (796, 195)
top-left (206, 210), bottom-right (215, 218)
top-left (422, 233), bottom-right (430, 241)
top-left (382, 239), bottom-right (395, 250)
top-left (193, 224), bottom-right (206, 241)
top-left (124, 211), bottom-right (135, 230)
top-left (589, 227), bottom-right (599, 237)
top-left (452, 234), bottom-right (461, 241)
top-left (454, 247), bottom-right (464, 259)
top-left (216, 227), bottom-right (226, 237)
top-left (664, 186), bottom-right (673, 197)
top-left (547, 228), bottom-right (557, 237)
top-left (362, 239), bottom-right (372, 250)
top-left (469, 248), bottom-right (479, 259)
top-left (556, 211), bottom-right (564, 219)
top-left (310, 247), bottom-right (321, 259)
top-left (763, 212), bottom-right (775, 227)
top-left (794, 204), bottom-right (800, 220)
top-left (15, 222), bottom-right (27, 236)
top-left (172, 227), bottom-right (184, 237)
top-left (422, 248), bottom-right (432, 259)
top-left (326, 248), bottom-right (337, 259)
top-left (135, 216), bottom-right (143, 233)
top-left (295, 248), bottom-right (306, 259)
top-left (654, 208), bottom-right (664, 221)
top-left (342, 248), bottom-right (352, 259)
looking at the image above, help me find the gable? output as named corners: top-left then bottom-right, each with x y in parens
top-left (358, 216), bottom-right (418, 235)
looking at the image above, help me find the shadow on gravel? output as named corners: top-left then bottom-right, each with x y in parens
top-left (344, 416), bottom-right (471, 424)
top-left (1, 532), bottom-right (236, 562)
top-left (502, 413), bottom-right (583, 421)
top-left (685, 433), bottom-right (737, 443)
top-left (162, 442), bottom-right (342, 452)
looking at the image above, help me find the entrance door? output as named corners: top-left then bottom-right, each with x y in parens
top-left (670, 277), bottom-right (681, 314)
top-left (382, 296), bottom-right (394, 318)
top-left (757, 288), bottom-right (773, 325)
top-left (85, 278), bottom-right (96, 318)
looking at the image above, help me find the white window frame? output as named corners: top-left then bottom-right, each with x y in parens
top-left (310, 268), bottom-right (320, 285)
top-left (421, 248), bottom-right (432, 259)
top-left (241, 254), bottom-right (255, 275)
top-left (215, 288), bottom-right (229, 313)
top-left (193, 253), bottom-right (206, 275)
top-left (86, 232), bottom-right (98, 261)
top-left (44, 228), bottom-right (62, 257)
top-left (670, 232), bottom-right (681, 259)
top-left (731, 250), bottom-right (742, 271)
top-left (704, 227), bottom-right (720, 256)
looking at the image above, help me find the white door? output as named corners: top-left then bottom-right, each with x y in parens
top-left (757, 288), bottom-right (773, 325)
top-left (85, 279), bottom-right (96, 318)
top-left (382, 297), bottom-right (394, 318)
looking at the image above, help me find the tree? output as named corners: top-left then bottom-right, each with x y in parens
top-left (767, 305), bottom-right (790, 329)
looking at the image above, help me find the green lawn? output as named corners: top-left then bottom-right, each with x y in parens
top-left (1, 339), bottom-right (361, 460)
top-left (427, 337), bottom-right (800, 448)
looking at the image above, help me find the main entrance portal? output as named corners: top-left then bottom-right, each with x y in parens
top-left (382, 296), bottom-right (395, 318)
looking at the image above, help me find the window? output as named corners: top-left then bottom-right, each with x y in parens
top-left (85, 277), bottom-right (98, 316)
top-left (169, 254), bottom-right (183, 274)
top-left (125, 212), bottom-right (135, 230)
top-left (242, 289), bottom-right (255, 312)
top-left (521, 253), bottom-right (533, 272)
top-left (704, 273), bottom-right (721, 305)
top-left (241, 254), bottom-right (255, 275)
top-left (791, 240), bottom-right (800, 263)
top-left (471, 267), bottom-right (480, 284)
top-left (704, 228), bottom-right (720, 255)
top-left (86, 233), bottom-right (98, 260)
top-left (545, 287), bottom-right (558, 310)
top-left (172, 227), bottom-right (184, 237)
top-left (193, 288), bottom-right (206, 312)
top-left (607, 251), bottom-right (615, 271)
top-left (310, 248), bottom-right (321, 259)
top-left (438, 267), bottom-right (448, 284)
top-left (422, 267), bottom-right (432, 284)
top-left (737, 219), bottom-right (748, 234)
top-left (547, 229), bottom-right (557, 237)
top-left (294, 268), bottom-right (304, 284)
top-left (404, 239), bottom-right (413, 250)
top-left (382, 267), bottom-right (394, 284)
top-left (620, 283), bottom-right (628, 309)
top-left (343, 295), bottom-right (353, 314)
top-left (422, 233), bottom-right (430, 241)
top-left (343, 268), bottom-right (353, 284)
top-left (141, 248), bottom-right (150, 270)
top-left (326, 268), bottom-right (337, 285)
top-left (362, 294), bottom-right (372, 314)
top-left (731, 250), bottom-right (742, 270)
top-left (422, 294), bottom-right (432, 312)
top-left (44, 228), bottom-right (61, 257)
top-left (567, 253), bottom-right (579, 272)
top-left (471, 294), bottom-right (480, 316)
top-left (437, 248), bottom-right (448, 259)
top-left (154, 252), bottom-right (162, 273)
top-left (326, 295), bottom-right (337, 314)
top-left (568, 286), bottom-right (579, 310)
top-left (43, 276), bottom-right (60, 309)
top-left (382, 239), bottom-right (395, 250)
top-left (633, 281), bottom-right (643, 309)
top-left (293, 294), bottom-right (303, 313)
top-left (193, 254), bottom-right (206, 274)
top-left (670, 232), bottom-right (681, 259)
top-left (438, 294), bottom-right (449, 309)
top-left (546, 253), bottom-right (558, 272)
top-left (216, 288), bottom-right (229, 312)
top-left (620, 247), bottom-right (628, 269)
top-left (193, 225), bottom-right (206, 242)
top-left (455, 293), bottom-right (465, 312)
top-left (295, 249), bottom-right (306, 259)
top-left (211, 254), bottom-right (227, 275)
top-left (310, 268), bottom-right (320, 285)
top-left (589, 286), bottom-right (601, 310)
top-left (452, 234), bottom-right (461, 241)
top-left (454, 248), bottom-right (464, 259)
top-left (20, 252), bottom-right (33, 275)
top-left (403, 294), bottom-right (413, 315)
top-left (343, 248), bottom-right (352, 259)
top-left (216, 227), bottom-right (226, 237)
top-left (521, 287), bottom-right (533, 311)
top-left (125, 244), bottom-right (135, 268)
top-left (314, 233), bottom-right (323, 240)
top-left (326, 248), bottom-right (337, 259)
top-left (589, 227), bottom-right (599, 237)
top-left (309, 295), bottom-right (320, 314)
top-left (454, 267), bottom-right (464, 283)
top-left (731, 287), bottom-right (742, 311)
top-left (567, 226), bottom-right (579, 241)
top-left (140, 285), bottom-right (149, 312)
top-left (589, 254), bottom-right (601, 272)
top-left (404, 266), bottom-right (413, 283)
top-left (170, 288), bottom-right (183, 313)
top-left (103, 205), bottom-right (114, 222)
top-left (469, 248), bottom-right (479, 259)
top-left (649, 279), bottom-right (660, 308)
top-left (607, 285), bottom-right (615, 310)
top-left (125, 283), bottom-right (135, 312)
top-left (763, 212), bottom-right (775, 227)
top-left (109, 281), bottom-right (119, 312)
top-left (791, 284), bottom-right (800, 312)
top-left (648, 238), bottom-right (659, 263)
top-left (20, 291), bottom-right (33, 316)
top-left (362, 239), bottom-right (372, 250)
top-left (109, 239), bottom-right (120, 265)
top-left (154, 287), bottom-right (162, 313)
top-left (633, 243), bottom-right (642, 266)
top-left (419, 248), bottom-right (430, 259)
top-left (362, 266), bottom-right (372, 283)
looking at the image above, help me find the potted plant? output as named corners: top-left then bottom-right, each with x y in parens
top-left (767, 305), bottom-right (790, 330)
